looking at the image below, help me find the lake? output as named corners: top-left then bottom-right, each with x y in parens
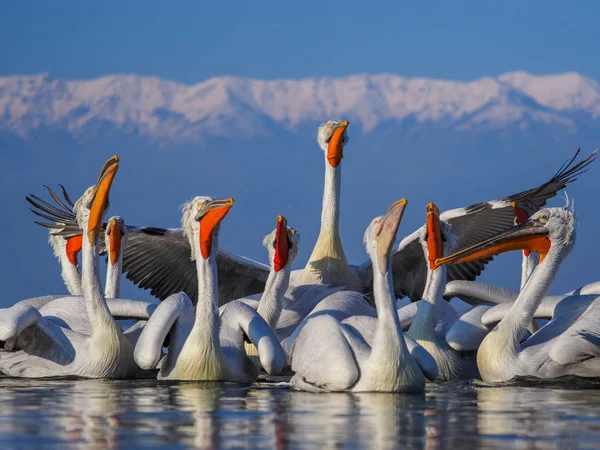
top-left (1, 377), bottom-right (600, 449)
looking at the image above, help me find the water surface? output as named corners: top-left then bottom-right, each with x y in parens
top-left (1, 377), bottom-right (600, 449)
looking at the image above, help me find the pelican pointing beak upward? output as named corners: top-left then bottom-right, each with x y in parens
top-left (196, 198), bottom-right (235, 259)
top-left (426, 202), bottom-right (443, 270)
top-left (375, 199), bottom-right (408, 275)
top-left (327, 120), bottom-right (349, 168)
top-left (273, 215), bottom-right (290, 272)
top-left (88, 155), bottom-right (119, 246)
top-left (435, 216), bottom-right (551, 268)
top-left (108, 218), bottom-right (124, 266)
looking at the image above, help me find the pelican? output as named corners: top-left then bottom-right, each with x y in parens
top-left (239, 215), bottom-right (347, 345)
top-left (0, 156), bottom-right (139, 378)
top-left (288, 200), bottom-right (438, 393)
top-left (404, 202), bottom-right (479, 380)
top-left (133, 196), bottom-right (287, 381)
top-left (27, 141), bottom-right (596, 304)
top-left (436, 205), bottom-right (600, 382)
top-left (295, 120), bottom-right (362, 291)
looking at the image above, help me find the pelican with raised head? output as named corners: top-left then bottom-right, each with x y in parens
top-left (436, 206), bottom-right (600, 382)
top-left (289, 199), bottom-right (437, 393)
top-left (0, 156), bottom-right (139, 378)
top-left (297, 120), bottom-right (362, 291)
top-left (134, 196), bottom-right (287, 381)
top-left (405, 202), bottom-right (479, 380)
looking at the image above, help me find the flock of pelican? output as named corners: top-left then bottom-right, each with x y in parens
top-left (4, 119), bottom-right (599, 393)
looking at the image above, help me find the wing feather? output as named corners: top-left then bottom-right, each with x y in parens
top-left (27, 187), bottom-right (269, 304)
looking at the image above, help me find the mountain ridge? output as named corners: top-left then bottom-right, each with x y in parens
top-left (2, 71), bottom-right (599, 144)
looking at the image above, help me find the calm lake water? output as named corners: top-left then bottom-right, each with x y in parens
top-left (1, 376), bottom-right (600, 449)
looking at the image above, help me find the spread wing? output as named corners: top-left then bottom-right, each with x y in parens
top-left (359, 149), bottom-right (596, 301)
top-left (27, 188), bottom-right (270, 305)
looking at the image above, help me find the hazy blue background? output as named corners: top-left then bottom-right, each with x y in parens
top-left (1, 1), bottom-right (599, 306)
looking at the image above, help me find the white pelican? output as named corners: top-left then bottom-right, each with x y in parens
top-left (27, 141), bottom-right (596, 304)
top-left (295, 120), bottom-right (362, 291)
top-left (133, 196), bottom-right (287, 381)
top-left (239, 215), bottom-right (347, 344)
top-left (288, 199), bottom-right (438, 393)
top-left (404, 202), bottom-right (479, 380)
top-left (27, 188), bottom-right (83, 296)
top-left (0, 156), bottom-right (139, 378)
top-left (436, 205), bottom-right (600, 382)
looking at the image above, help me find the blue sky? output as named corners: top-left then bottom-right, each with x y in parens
top-left (2, 0), bottom-right (599, 83)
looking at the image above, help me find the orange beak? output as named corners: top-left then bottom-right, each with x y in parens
top-left (108, 220), bottom-right (122, 266)
top-left (66, 235), bottom-right (83, 266)
top-left (426, 202), bottom-right (443, 270)
top-left (435, 218), bottom-right (551, 268)
top-left (327, 121), bottom-right (349, 168)
top-left (88, 155), bottom-right (119, 246)
top-left (512, 201), bottom-right (531, 257)
top-left (198, 198), bottom-right (234, 259)
top-left (273, 215), bottom-right (289, 272)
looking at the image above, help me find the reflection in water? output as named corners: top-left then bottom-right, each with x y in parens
top-left (0, 377), bottom-right (599, 448)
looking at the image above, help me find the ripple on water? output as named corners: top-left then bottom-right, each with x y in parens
top-left (0, 377), bottom-right (599, 448)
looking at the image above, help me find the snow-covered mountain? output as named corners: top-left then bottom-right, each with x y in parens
top-left (1, 71), bottom-right (599, 144)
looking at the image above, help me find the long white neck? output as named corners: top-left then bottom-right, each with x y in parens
top-left (257, 265), bottom-right (290, 329)
top-left (301, 161), bottom-right (360, 290)
top-left (486, 246), bottom-right (563, 354)
top-left (59, 253), bottom-right (83, 296)
top-left (320, 162), bottom-right (341, 232)
top-left (104, 245), bottom-right (123, 299)
top-left (370, 265), bottom-right (409, 369)
top-left (409, 263), bottom-right (446, 338)
top-left (80, 230), bottom-right (119, 337)
top-left (519, 252), bottom-right (539, 291)
top-left (193, 248), bottom-right (221, 348)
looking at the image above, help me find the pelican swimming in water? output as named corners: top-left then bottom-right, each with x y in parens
top-left (404, 202), bottom-right (479, 381)
top-left (0, 156), bottom-right (140, 378)
top-left (288, 199), bottom-right (438, 393)
top-left (436, 205), bottom-right (600, 382)
top-left (133, 196), bottom-right (287, 381)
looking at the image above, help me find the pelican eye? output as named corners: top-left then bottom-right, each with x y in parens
top-left (538, 214), bottom-right (549, 224)
top-left (272, 240), bottom-right (276, 249)
top-left (287, 236), bottom-right (294, 249)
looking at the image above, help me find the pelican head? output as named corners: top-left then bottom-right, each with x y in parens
top-left (364, 199), bottom-right (408, 275)
top-left (262, 215), bottom-right (300, 272)
top-left (418, 202), bottom-right (458, 270)
top-left (105, 216), bottom-right (127, 266)
top-left (317, 120), bottom-right (350, 168)
top-left (74, 155), bottom-right (119, 246)
top-left (436, 207), bottom-right (576, 268)
top-left (182, 196), bottom-right (234, 260)
top-left (49, 233), bottom-right (83, 267)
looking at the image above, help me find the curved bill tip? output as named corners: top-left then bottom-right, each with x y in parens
top-left (376, 198), bottom-right (408, 274)
top-left (426, 202), bottom-right (440, 215)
